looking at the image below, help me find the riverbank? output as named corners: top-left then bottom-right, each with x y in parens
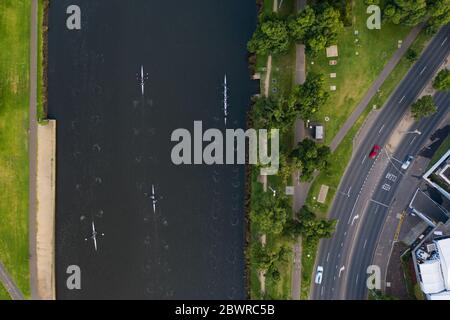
top-left (35, 120), bottom-right (56, 300)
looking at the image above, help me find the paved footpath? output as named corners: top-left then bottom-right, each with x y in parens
top-left (0, 261), bottom-right (24, 300)
top-left (28, 0), bottom-right (39, 299)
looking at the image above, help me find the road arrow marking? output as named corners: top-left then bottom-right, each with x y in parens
top-left (339, 266), bottom-right (345, 278)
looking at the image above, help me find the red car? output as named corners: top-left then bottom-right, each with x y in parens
top-left (369, 145), bottom-right (381, 159)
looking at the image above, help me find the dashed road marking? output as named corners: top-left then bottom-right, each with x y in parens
top-left (371, 199), bottom-right (390, 208)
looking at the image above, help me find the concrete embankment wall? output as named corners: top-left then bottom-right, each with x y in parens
top-left (36, 120), bottom-right (56, 300)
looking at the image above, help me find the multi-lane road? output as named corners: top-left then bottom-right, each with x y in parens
top-left (312, 24), bottom-right (450, 300)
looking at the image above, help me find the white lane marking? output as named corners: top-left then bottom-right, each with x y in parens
top-left (442, 37), bottom-right (448, 47)
top-left (409, 135), bottom-right (417, 146)
top-left (339, 266), bottom-right (345, 278)
top-left (399, 95), bottom-right (405, 104)
top-left (356, 274), bottom-right (359, 284)
top-left (363, 239), bottom-right (368, 249)
top-left (321, 286), bottom-right (324, 296)
top-left (326, 252), bottom-right (330, 262)
top-left (370, 199), bottom-right (390, 208)
top-left (347, 194), bottom-right (361, 224)
top-left (351, 214), bottom-right (360, 226)
top-left (361, 156), bottom-right (367, 165)
top-left (378, 124), bottom-right (385, 134)
top-left (419, 66), bottom-right (427, 75)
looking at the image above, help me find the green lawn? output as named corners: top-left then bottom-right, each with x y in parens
top-left (37, 0), bottom-right (47, 123)
top-left (0, 282), bottom-right (11, 300)
top-left (300, 237), bottom-right (318, 299)
top-left (306, 29), bottom-right (432, 217)
top-left (308, 1), bottom-right (410, 145)
top-left (0, 0), bottom-right (31, 298)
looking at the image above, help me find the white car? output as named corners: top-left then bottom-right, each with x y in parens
top-left (401, 155), bottom-right (414, 170)
top-left (315, 266), bottom-right (324, 285)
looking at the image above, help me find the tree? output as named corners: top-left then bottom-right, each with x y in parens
top-left (411, 95), bottom-right (437, 120)
top-left (406, 48), bottom-right (418, 62)
top-left (276, 152), bottom-right (300, 184)
top-left (251, 96), bottom-right (298, 132)
top-left (427, 0), bottom-right (450, 33)
top-left (306, 4), bottom-right (343, 53)
top-left (433, 69), bottom-right (450, 91)
top-left (289, 73), bottom-right (329, 121)
top-left (288, 6), bottom-right (316, 42)
top-left (248, 14), bottom-right (290, 55)
top-left (284, 206), bottom-right (336, 242)
top-left (250, 242), bottom-right (290, 271)
top-left (384, 0), bottom-right (428, 26)
top-left (290, 138), bottom-right (331, 181)
top-left (250, 192), bottom-right (290, 236)
top-left (287, 4), bottom-right (343, 53)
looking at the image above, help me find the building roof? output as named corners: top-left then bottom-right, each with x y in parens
top-left (428, 291), bottom-right (450, 300)
top-left (419, 260), bottom-right (445, 294)
top-left (436, 238), bottom-right (450, 290)
top-left (409, 189), bottom-right (449, 226)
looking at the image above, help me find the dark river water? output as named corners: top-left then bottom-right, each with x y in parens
top-left (48, 0), bottom-right (257, 299)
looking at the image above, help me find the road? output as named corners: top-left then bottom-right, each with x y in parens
top-left (345, 92), bottom-right (450, 299)
top-left (312, 24), bottom-right (450, 300)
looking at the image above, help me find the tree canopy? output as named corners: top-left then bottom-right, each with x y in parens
top-left (411, 95), bottom-right (437, 120)
top-left (289, 4), bottom-right (343, 53)
top-left (433, 69), bottom-right (450, 91)
top-left (384, 0), bottom-right (428, 26)
top-left (290, 138), bottom-right (331, 182)
top-left (247, 14), bottom-right (290, 55)
top-left (250, 192), bottom-right (290, 236)
top-left (289, 73), bottom-right (329, 121)
top-left (284, 206), bottom-right (336, 242)
top-left (251, 96), bottom-right (298, 132)
top-left (384, 0), bottom-right (450, 31)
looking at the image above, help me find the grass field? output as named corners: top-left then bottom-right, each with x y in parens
top-left (306, 29), bottom-right (433, 218)
top-left (0, 282), bottom-right (11, 300)
top-left (0, 0), bottom-right (31, 298)
top-left (308, 1), bottom-right (410, 145)
top-left (37, 0), bottom-right (46, 123)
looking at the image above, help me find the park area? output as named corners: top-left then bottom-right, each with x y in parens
top-left (0, 0), bottom-right (31, 298)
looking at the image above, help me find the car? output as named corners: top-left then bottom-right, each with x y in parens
top-left (369, 145), bottom-right (381, 159)
top-left (401, 155), bottom-right (414, 170)
top-left (315, 266), bottom-right (324, 285)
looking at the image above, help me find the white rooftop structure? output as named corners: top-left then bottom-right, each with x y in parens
top-left (417, 238), bottom-right (450, 299)
top-left (419, 260), bottom-right (445, 294)
top-left (428, 291), bottom-right (450, 300)
top-left (436, 238), bottom-right (450, 290)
